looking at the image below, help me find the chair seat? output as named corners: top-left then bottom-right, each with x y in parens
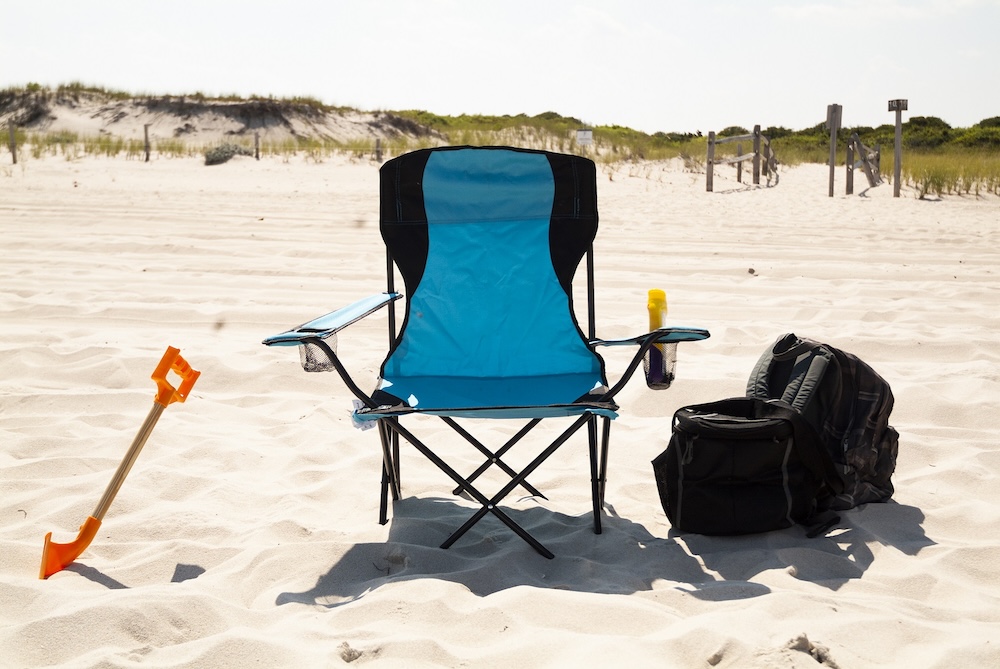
top-left (362, 373), bottom-right (617, 420)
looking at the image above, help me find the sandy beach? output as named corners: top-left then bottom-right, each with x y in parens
top-left (2, 150), bottom-right (999, 668)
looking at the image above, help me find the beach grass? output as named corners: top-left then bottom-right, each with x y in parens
top-left (9, 127), bottom-right (1000, 197)
top-left (894, 149), bottom-right (1000, 198)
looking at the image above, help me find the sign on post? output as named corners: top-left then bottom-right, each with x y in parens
top-left (576, 129), bottom-right (593, 147)
top-left (889, 99), bottom-right (908, 197)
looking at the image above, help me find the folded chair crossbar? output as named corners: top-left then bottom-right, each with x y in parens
top-left (442, 416), bottom-right (546, 499)
top-left (382, 411), bottom-right (597, 558)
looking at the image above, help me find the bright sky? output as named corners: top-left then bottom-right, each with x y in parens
top-left (4, 0), bottom-right (999, 134)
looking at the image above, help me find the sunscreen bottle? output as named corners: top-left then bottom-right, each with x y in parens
top-left (645, 289), bottom-right (675, 388)
top-left (648, 289), bottom-right (667, 332)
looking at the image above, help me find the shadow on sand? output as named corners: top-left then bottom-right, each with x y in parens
top-left (276, 497), bottom-right (933, 608)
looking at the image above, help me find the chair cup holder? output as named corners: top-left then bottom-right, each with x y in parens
top-left (644, 342), bottom-right (676, 390)
top-left (300, 338), bottom-right (337, 373)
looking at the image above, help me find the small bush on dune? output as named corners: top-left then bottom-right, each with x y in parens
top-left (204, 143), bottom-right (254, 166)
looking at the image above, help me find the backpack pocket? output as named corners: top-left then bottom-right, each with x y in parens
top-left (652, 398), bottom-right (827, 535)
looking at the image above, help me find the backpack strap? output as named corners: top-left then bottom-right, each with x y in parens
top-left (746, 338), bottom-right (779, 399)
top-left (747, 333), bottom-right (835, 416)
top-left (747, 333), bottom-right (812, 400)
top-left (755, 399), bottom-right (845, 497)
top-left (779, 350), bottom-right (830, 414)
top-left (759, 399), bottom-right (846, 537)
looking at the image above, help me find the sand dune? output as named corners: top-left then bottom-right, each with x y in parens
top-left (1, 91), bottom-right (437, 146)
top-left (2, 151), bottom-right (999, 668)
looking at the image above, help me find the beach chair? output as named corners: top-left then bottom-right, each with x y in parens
top-left (263, 146), bottom-right (709, 558)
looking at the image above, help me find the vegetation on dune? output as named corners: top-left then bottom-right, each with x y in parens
top-left (2, 84), bottom-right (998, 196)
top-left (390, 109), bottom-right (702, 161)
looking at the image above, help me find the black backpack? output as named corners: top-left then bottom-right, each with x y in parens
top-left (652, 397), bottom-right (842, 536)
top-left (746, 333), bottom-right (899, 511)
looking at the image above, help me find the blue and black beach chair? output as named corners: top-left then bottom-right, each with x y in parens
top-left (264, 146), bottom-right (709, 557)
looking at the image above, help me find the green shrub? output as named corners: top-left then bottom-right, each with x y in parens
top-left (204, 143), bottom-right (254, 166)
top-left (953, 126), bottom-right (1000, 149)
top-left (903, 116), bottom-right (953, 149)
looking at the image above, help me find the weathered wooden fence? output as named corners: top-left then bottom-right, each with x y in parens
top-left (706, 125), bottom-right (778, 192)
top-left (846, 132), bottom-right (882, 194)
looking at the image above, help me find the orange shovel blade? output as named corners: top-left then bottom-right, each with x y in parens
top-left (39, 516), bottom-right (102, 579)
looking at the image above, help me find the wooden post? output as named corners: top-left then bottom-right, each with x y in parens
top-left (143, 124), bottom-right (151, 162)
top-left (752, 125), bottom-right (761, 186)
top-left (254, 132), bottom-right (260, 160)
top-left (846, 134), bottom-right (855, 195)
top-left (706, 131), bottom-right (716, 192)
top-left (736, 143), bottom-right (742, 183)
top-left (827, 104), bottom-right (841, 197)
top-left (375, 138), bottom-right (383, 162)
top-left (889, 99), bottom-right (907, 197)
top-left (8, 124), bottom-right (16, 165)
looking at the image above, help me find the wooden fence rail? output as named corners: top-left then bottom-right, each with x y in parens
top-left (846, 132), bottom-right (882, 194)
top-left (706, 124), bottom-right (778, 192)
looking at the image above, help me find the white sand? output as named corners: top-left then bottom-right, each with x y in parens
top-left (2, 150), bottom-right (999, 668)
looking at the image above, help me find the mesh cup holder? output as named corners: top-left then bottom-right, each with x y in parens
top-left (299, 336), bottom-right (337, 372)
top-left (643, 342), bottom-right (676, 390)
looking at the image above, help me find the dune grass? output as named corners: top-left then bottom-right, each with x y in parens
top-left (10, 125), bottom-right (1000, 198)
top-left (892, 149), bottom-right (1000, 198)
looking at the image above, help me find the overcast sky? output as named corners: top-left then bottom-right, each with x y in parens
top-left (4, 0), bottom-right (998, 134)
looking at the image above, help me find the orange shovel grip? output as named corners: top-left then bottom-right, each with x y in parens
top-left (152, 346), bottom-right (201, 406)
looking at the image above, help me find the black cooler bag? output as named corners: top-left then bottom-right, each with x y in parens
top-left (652, 397), bottom-right (838, 535)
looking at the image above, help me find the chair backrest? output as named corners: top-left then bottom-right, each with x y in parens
top-left (377, 146), bottom-right (605, 405)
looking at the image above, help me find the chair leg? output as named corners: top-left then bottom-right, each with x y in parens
top-left (599, 416), bottom-right (612, 506)
top-left (588, 417), bottom-right (602, 534)
top-left (377, 419), bottom-right (401, 526)
top-left (392, 424), bottom-right (400, 489)
top-left (379, 464), bottom-right (389, 526)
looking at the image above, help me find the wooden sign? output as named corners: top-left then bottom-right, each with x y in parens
top-left (888, 99), bottom-right (908, 112)
top-left (826, 103), bottom-right (842, 131)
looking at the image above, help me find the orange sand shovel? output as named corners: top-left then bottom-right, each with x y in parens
top-left (39, 346), bottom-right (200, 579)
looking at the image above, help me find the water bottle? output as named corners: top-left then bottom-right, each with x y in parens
top-left (644, 289), bottom-right (676, 389)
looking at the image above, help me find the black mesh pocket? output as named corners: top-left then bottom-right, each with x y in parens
top-left (299, 337), bottom-right (337, 372)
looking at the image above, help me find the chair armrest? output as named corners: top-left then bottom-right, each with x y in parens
top-left (591, 326), bottom-right (710, 348)
top-left (262, 292), bottom-right (402, 346)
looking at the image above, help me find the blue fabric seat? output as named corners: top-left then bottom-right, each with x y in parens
top-left (264, 146), bottom-right (709, 557)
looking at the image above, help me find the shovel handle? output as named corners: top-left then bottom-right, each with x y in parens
top-left (152, 346), bottom-right (200, 406)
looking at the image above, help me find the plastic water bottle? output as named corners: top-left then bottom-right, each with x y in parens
top-left (645, 289), bottom-right (676, 389)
